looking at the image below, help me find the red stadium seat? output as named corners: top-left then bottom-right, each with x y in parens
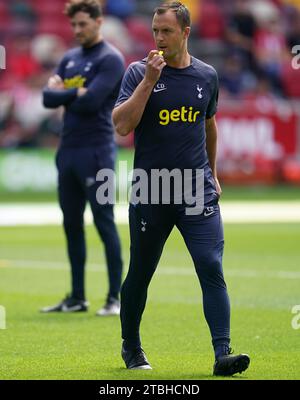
top-left (0, 2), bottom-right (9, 33)
top-left (125, 17), bottom-right (155, 52)
top-left (281, 62), bottom-right (300, 98)
top-left (37, 18), bottom-right (73, 43)
top-left (29, 1), bottom-right (65, 17)
top-left (0, 2), bottom-right (8, 17)
top-left (198, 1), bottom-right (225, 39)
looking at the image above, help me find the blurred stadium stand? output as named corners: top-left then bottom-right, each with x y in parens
top-left (0, 0), bottom-right (300, 185)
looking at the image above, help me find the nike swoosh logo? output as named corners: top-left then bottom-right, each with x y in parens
top-left (153, 88), bottom-right (167, 93)
top-left (204, 210), bottom-right (214, 217)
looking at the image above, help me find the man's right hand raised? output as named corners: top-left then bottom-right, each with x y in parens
top-left (144, 50), bottom-right (167, 85)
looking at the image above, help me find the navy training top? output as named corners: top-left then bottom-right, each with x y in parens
top-left (115, 56), bottom-right (220, 205)
top-left (43, 40), bottom-right (125, 149)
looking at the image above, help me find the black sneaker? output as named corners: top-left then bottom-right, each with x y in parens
top-left (213, 348), bottom-right (250, 376)
top-left (121, 343), bottom-right (152, 370)
top-left (40, 295), bottom-right (89, 313)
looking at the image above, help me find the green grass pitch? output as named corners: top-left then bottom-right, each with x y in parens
top-left (0, 222), bottom-right (299, 380)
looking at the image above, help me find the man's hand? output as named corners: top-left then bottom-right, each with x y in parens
top-left (48, 75), bottom-right (64, 90)
top-left (214, 177), bottom-right (222, 197)
top-left (77, 87), bottom-right (88, 97)
top-left (144, 50), bottom-right (167, 85)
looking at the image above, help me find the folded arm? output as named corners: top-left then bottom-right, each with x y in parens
top-left (43, 74), bottom-right (77, 108)
top-left (67, 56), bottom-right (125, 114)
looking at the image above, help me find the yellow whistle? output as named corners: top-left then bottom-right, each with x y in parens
top-left (159, 51), bottom-right (164, 56)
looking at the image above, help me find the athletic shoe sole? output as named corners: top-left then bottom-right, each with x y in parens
top-left (129, 365), bottom-right (152, 370)
top-left (214, 355), bottom-right (250, 376)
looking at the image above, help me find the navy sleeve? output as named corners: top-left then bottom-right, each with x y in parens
top-left (42, 54), bottom-right (77, 109)
top-left (115, 63), bottom-right (141, 107)
top-left (56, 56), bottom-right (66, 79)
top-left (206, 69), bottom-right (219, 119)
top-left (67, 54), bottom-right (125, 114)
top-left (43, 88), bottom-right (77, 109)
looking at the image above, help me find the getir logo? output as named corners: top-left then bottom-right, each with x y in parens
top-left (64, 75), bottom-right (87, 89)
top-left (159, 107), bottom-right (200, 126)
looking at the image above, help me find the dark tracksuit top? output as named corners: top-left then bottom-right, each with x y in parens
top-left (115, 56), bottom-right (220, 206)
top-left (43, 40), bottom-right (125, 150)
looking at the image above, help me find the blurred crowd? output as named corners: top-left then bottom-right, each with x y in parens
top-left (0, 0), bottom-right (300, 148)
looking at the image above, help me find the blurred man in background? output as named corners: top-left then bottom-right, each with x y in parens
top-left (41, 0), bottom-right (124, 316)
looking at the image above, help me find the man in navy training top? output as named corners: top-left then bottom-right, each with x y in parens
top-left (42, 0), bottom-right (124, 316)
top-left (113, 2), bottom-right (250, 375)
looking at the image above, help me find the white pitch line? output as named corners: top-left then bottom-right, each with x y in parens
top-left (0, 201), bottom-right (300, 226)
top-left (1, 259), bottom-right (299, 280)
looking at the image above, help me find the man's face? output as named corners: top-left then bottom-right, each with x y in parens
top-left (71, 11), bottom-right (102, 47)
top-left (152, 10), bottom-right (190, 60)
